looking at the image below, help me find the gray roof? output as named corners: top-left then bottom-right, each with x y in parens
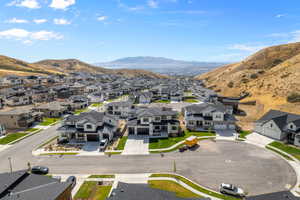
top-left (107, 182), bottom-right (209, 200)
top-left (137, 107), bottom-right (177, 117)
top-left (184, 103), bottom-right (226, 114)
top-left (64, 110), bottom-right (116, 124)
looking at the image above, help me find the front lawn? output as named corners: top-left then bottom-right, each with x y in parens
top-left (74, 181), bottom-right (111, 200)
top-left (74, 108), bottom-right (89, 115)
top-left (184, 99), bottom-right (199, 103)
top-left (238, 130), bottom-right (252, 139)
top-left (0, 132), bottom-right (27, 145)
top-left (149, 130), bottom-right (215, 149)
top-left (268, 141), bottom-right (300, 161)
top-left (154, 100), bottom-right (171, 103)
top-left (116, 136), bottom-right (128, 150)
top-left (39, 118), bottom-right (60, 126)
top-left (150, 174), bottom-right (239, 200)
top-left (148, 180), bottom-right (202, 198)
top-left (91, 103), bottom-right (103, 107)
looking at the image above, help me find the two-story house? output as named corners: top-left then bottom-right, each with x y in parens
top-left (254, 109), bottom-right (300, 147)
top-left (127, 107), bottom-right (180, 138)
top-left (33, 101), bottom-right (70, 118)
top-left (105, 101), bottom-right (136, 119)
top-left (138, 92), bottom-right (153, 104)
top-left (58, 111), bottom-right (118, 143)
top-left (183, 103), bottom-right (236, 131)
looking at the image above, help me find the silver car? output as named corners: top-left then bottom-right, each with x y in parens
top-left (99, 139), bottom-right (108, 151)
top-left (219, 183), bottom-right (245, 197)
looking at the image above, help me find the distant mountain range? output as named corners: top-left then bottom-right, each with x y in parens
top-left (95, 56), bottom-right (226, 76)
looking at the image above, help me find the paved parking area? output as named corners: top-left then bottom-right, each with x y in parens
top-left (122, 135), bottom-right (149, 155)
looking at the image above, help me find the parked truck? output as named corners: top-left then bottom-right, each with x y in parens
top-left (184, 136), bottom-right (198, 148)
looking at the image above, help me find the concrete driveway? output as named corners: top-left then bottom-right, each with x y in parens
top-left (215, 129), bottom-right (236, 137)
top-left (247, 132), bottom-right (274, 146)
top-left (122, 135), bottom-right (149, 155)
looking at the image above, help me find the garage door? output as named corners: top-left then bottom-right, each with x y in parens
top-left (87, 134), bottom-right (99, 141)
top-left (214, 124), bottom-right (227, 130)
top-left (137, 128), bottom-right (149, 135)
top-left (229, 124), bottom-right (235, 129)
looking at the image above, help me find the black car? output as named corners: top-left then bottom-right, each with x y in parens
top-left (66, 176), bottom-right (77, 188)
top-left (179, 145), bottom-right (188, 152)
top-left (31, 166), bottom-right (49, 175)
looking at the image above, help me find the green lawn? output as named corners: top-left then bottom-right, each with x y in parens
top-left (154, 100), bottom-right (171, 103)
top-left (116, 136), bottom-right (128, 150)
top-left (268, 141), bottom-right (300, 161)
top-left (149, 130), bottom-right (215, 149)
top-left (266, 146), bottom-right (294, 161)
top-left (88, 175), bottom-right (115, 178)
top-left (74, 108), bottom-right (89, 115)
top-left (91, 103), bottom-right (103, 107)
top-left (148, 180), bottom-right (202, 198)
top-left (26, 128), bottom-right (40, 133)
top-left (184, 99), bottom-right (199, 103)
top-left (150, 174), bottom-right (239, 200)
top-left (238, 130), bottom-right (252, 139)
top-left (39, 118), bottom-right (60, 126)
top-left (74, 181), bottom-right (111, 200)
top-left (0, 132), bottom-right (27, 145)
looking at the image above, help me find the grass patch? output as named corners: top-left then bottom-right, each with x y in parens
top-left (88, 175), bottom-right (115, 178)
top-left (74, 181), bottom-right (111, 200)
top-left (116, 136), bottom-right (128, 150)
top-left (150, 174), bottom-right (239, 200)
top-left (74, 108), bottom-right (89, 115)
top-left (0, 132), bottom-right (27, 144)
top-left (148, 180), bottom-right (202, 198)
top-left (26, 128), bottom-right (40, 133)
top-left (184, 99), bottom-right (199, 103)
top-left (149, 130), bottom-right (215, 149)
top-left (39, 118), bottom-right (60, 126)
top-left (268, 141), bottom-right (300, 161)
top-left (154, 100), bottom-right (171, 103)
top-left (238, 130), bottom-right (252, 139)
top-left (91, 103), bottom-right (103, 107)
top-left (266, 146), bottom-right (294, 161)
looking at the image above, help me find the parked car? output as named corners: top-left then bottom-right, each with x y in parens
top-left (219, 183), bottom-right (245, 197)
top-left (99, 139), bottom-right (108, 151)
top-left (31, 166), bottom-right (49, 175)
top-left (179, 145), bottom-right (188, 152)
top-left (66, 176), bottom-right (76, 189)
top-left (57, 138), bottom-right (68, 144)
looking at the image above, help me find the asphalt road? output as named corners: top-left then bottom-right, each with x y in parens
top-left (0, 126), bottom-right (296, 195)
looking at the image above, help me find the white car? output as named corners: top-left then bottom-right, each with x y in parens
top-left (219, 183), bottom-right (245, 197)
top-left (99, 139), bottom-right (108, 151)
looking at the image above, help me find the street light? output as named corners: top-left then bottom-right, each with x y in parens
top-left (8, 157), bottom-right (12, 173)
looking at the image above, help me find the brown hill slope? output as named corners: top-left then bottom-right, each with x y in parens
top-left (195, 42), bottom-right (300, 129)
top-left (0, 56), bottom-right (166, 78)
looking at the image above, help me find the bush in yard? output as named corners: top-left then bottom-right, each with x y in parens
top-left (250, 73), bottom-right (258, 79)
top-left (287, 93), bottom-right (300, 103)
top-left (227, 81), bottom-right (234, 88)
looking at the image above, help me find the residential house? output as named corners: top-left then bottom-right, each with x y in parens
top-left (105, 101), bottom-right (136, 119)
top-left (0, 75), bottom-right (23, 86)
top-left (88, 92), bottom-right (105, 103)
top-left (127, 107), bottom-right (180, 138)
top-left (58, 110), bottom-right (118, 143)
top-left (138, 92), bottom-right (153, 104)
top-left (254, 110), bottom-right (300, 147)
top-left (0, 170), bottom-right (72, 200)
top-left (31, 85), bottom-right (55, 103)
top-left (33, 101), bottom-right (70, 118)
top-left (0, 108), bottom-right (42, 130)
top-left (183, 103), bottom-right (236, 131)
top-left (0, 124), bottom-right (5, 136)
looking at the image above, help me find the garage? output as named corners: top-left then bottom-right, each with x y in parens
top-left (87, 134), bottom-right (99, 142)
top-left (137, 128), bottom-right (149, 135)
top-left (214, 124), bottom-right (227, 130)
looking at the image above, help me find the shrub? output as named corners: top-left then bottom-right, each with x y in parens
top-left (241, 78), bottom-right (249, 84)
top-left (287, 93), bottom-right (300, 103)
top-left (250, 73), bottom-right (258, 79)
top-left (227, 81), bottom-right (234, 88)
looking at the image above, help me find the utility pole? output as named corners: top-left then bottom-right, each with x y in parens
top-left (8, 157), bottom-right (12, 173)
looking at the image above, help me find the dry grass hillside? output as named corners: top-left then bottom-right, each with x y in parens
top-left (0, 56), bottom-right (167, 78)
top-left (196, 42), bottom-right (300, 129)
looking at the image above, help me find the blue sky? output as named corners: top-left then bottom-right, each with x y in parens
top-left (0, 0), bottom-right (300, 63)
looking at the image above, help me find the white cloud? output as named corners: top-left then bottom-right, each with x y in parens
top-left (97, 16), bottom-right (108, 21)
top-left (8, 0), bottom-right (41, 9)
top-left (33, 19), bottom-right (47, 24)
top-left (148, 0), bottom-right (158, 8)
top-left (49, 0), bottom-right (75, 10)
top-left (268, 30), bottom-right (300, 43)
top-left (0, 28), bottom-right (63, 42)
top-left (275, 14), bottom-right (285, 18)
top-left (117, 0), bottom-right (144, 11)
top-left (228, 44), bottom-right (266, 52)
top-left (23, 40), bottom-right (33, 45)
top-left (290, 30), bottom-right (300, 43)
top-left (5, 18), bottom-right (29, 24)
top-left (54, 18), bottom-right (71, 25)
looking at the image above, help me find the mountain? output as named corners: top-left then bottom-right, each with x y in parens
top-left (195, 42), bottom-right (300, 129)
top-left (95, 56), bottom-right (225, 76)
top-left (0, 55), bottom-right (167, 79)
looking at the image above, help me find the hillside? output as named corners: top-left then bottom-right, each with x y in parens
top-left (95, 56), bottom-right (225, 76)
top-left (196, 42), bottom-right (300, 129)
top-left (0, 56), bottom-right (166, 79)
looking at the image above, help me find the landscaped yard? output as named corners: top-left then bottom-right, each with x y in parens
top-left (149, 130), bottom-right (215, 149)
top-left (154, 100), bottom-right (171, 103)
top-left (39, 117), bottom-right (60, 126)
top-left (74, 108), bottom-right (89, 115)
top-left (0, 132), bottom-right (27, 145)
top-left (150, 174), bottom-right (239, 200)
top-left (238, 130), bottom-right (252, 139)
top-left (74, 181), bottom-right (111, 200)
top-left (91, 103), bottom-right (103, 107)
top-left (268, 141), bottom-right (300, 161)
top-left (116, 136), bottom-right (128, 150)
top-left (148, 180), bottom-right (202, 198)
top-left (184, 99), bottom-right (199, 103)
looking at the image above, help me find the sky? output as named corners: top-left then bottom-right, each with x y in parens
top-left (0, 0), bottom-right (300, 63)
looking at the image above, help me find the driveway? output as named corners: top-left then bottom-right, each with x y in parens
top-left (247, 132), bottom-right (274, 147)
top-left (215, 129), bottom-right (236, 137)
top-left (122, 135), bottom-right (149, 155)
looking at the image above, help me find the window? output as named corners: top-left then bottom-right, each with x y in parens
top-left (154, 126), bottom-right (160, 130)
top-left (162, 116), bottom-right (167, 120)
top-left (143, 118), bottom-right (149, 122)
top-left (290, 124), bottom-right (294, 129)
top-left (270, 123), bottom-right (273, 128)
top-left (172, 126), bottom-right (177, 130)
top-left (155, 117), bottom-right (161, 121)
top-left (189, 121), bottom-right (194, 125)
top-left (86, 124), bottom-right (93, 129)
